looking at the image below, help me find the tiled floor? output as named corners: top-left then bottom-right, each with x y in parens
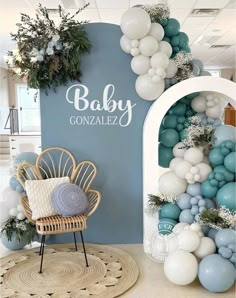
top-left (0, 160), bottom-right (235, 297)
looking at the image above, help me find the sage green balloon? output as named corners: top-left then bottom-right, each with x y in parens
top-left (160, 203), bottom-right (181, 220)
top-left (158, 144), bottom-right (174, 168)
top-left (162, 115), bottom-right (178, 128)
top-left (160, 129), bottom-right (179, 147)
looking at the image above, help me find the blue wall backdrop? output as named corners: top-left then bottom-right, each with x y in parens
top-left (40, 23), bottom-right (152, 244)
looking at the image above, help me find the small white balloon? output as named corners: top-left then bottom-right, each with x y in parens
top-left (139, 35), bottom-right (158, 57)
top-left (165, 59), bottom-right (177, 78)
top-left (206, 105), bottom-right (224, 119)
top-left (194, 237), bottom-right (216, 259)
top-left (130, 47), bottom-right (140, 56)
top-left (197, 231), bottom-right (204, 238)
top-left (172, 223), bottom-right (189, 234)
top-left (152, 75), bottom-right (161, 82)
top-left (175, 160), bottom-right (192, 180)
top-left (149, 23), bottom-right (164, 41)
top-left (178, 229), bottom-right (201, 252)
top-left (196, 163), bottom-right (212, 182)
top-left (120, 35), bottom-right (132, 54)
top-left (17, 204), bottom-right (24, 212)
top-left (158, 41), bottom-right (172, 58)
top-left (150, 52), bottom-right (169, 70)
top-left (0, 202), bottom-right (10, 225)
top-left (120, 8), bottom-right (151, 39)
top-left (131, 55), bottom-right (150, 75)
top-left (155, 67), bottom-right (166, 78)
top-left (169, 157), bottom-right (183, 172)
top-left (148, 67), bottom-right (156, 77)
top-left (191, 95), bottom-right (207, 113)
top-left (173, 142), bottom-right (187, 158)
top-left (9, 207), bottom-right (18, 217)
top-left (190, 223), bottom-right (202, 232)
top-left (164, 250), bottom-right (198, 285)
top-left (135, 74), bottom-right (165, 100)
top-left (158, 171), bottom-right (187, 196)
top-left (17, 212), bottom-right (26, 220)
top-left (131, 39), bottom-right (139, 47)
top-left (184, 147), bottom-right (204, 165)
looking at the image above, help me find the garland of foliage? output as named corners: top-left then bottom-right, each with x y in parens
top-left (5, 4), bottom-right (91, 91)
top-left (1, 217), bottom-right (37, 244)
top-left (146, 194), bottom-right (177, 216)
top-left (144, 4), bottom-right (170, 23)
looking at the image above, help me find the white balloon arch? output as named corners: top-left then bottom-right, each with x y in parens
top-left (143, 76), bottom-right (236, 253)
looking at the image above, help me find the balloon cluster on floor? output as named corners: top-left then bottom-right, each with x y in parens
top-left (147, 91), bottom-right (236, 293)
top-left (120, 6), bottom-right (208, 101)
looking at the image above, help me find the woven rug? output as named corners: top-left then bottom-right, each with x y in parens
top-left (0, 243), bottom-right (139, 298)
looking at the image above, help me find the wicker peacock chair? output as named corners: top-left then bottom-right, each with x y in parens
top-left (17, 147), bottom-right (101, 273)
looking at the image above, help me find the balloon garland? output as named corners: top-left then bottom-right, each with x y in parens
top-left (120, 5), bottom-right (209, 101)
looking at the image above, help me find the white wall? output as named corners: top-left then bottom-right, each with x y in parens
top-left (0, 67), bottom-right (9, 132)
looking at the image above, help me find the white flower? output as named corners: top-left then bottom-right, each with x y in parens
top-left (12, 48), bottom-right (19, 55)
top-left (52, 34), bottom-right (60, 42)
top-left (37, 55), bottom-right (44, 62)
top-left (30, 57), bottom-right (37, 63)
top-left (48, 41), bottom-right (55, 48)
top-left (30, 48), bottom-right (39, 56)
top-left (46, 47), bottom-right (54, 55)
top-left (15, 54), bottom-right (23, 62)
top-left (7, 57), bottom-right (14, 67)
top-left (55, 42), bottom-right (62, 50)
top-left (3, 55), bottom-right (9, 62)
top-left (13, 68), bottom-right (22, 75)
top-left (63, 42), bottom-right (71, 50)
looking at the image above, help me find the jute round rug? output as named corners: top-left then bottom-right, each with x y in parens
top-left (0, 243), bottom-right (139, 298)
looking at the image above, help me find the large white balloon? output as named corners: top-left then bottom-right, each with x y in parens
top-left (194, 237), bottom-right (216, 259)
top-left (0, 201), bottom-right (10, 226)
top-left (158, 41), bottom-right (172, 58)
top-left (169, 157), bottom-right (182, 172)
top-left (120, 35), bottom-right (132, 54)
top-left (175, 160), bottom-right (192, 179)
top-left (206, 105), bottom-right (224, 119)
top-left (172, 223), bottom-right (189, 235)
top-left (131, 55), bottom-right (150, 75)
top-left (120, 8), bottom-right (151, 39)
top-left (191, 95), bottom-right (207, 113)
top-left (158, 171), bottom-right (187, 195)
top-left (178, 230), bottom-right (201, 252)
top-left (149, 23), bottom-right (164, 41)
top-left (164, 250), bottom-right (198, 285)
top-left (165, 60), bottom-right (177, 78)
top-left (184, 148), bottom-right (203, 165)
top-left (135, 74), bottom-right (165, 101)
top-left (2, 189), bottom-right (20, 209)
top-left (139, 35), bottom-right (158, 57)
top-left (173, 142), bottom-right (187, 158)
top-left (150, 52), bottom-right (169, 70)
top-left (196, 163), bottom-right (212, 182)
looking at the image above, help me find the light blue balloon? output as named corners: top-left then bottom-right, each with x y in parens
top-left (14, 152), bottom-right (38, 166)
top-left (192, 59), bottom-right (204, 71)
top-left (219, 247), bottom-right (233, 259)
top-left (186, 183), bottom-right (202, 196)
top-left (230, 253), bottom-right (236, 264)
top-left (209, 148), bottom-right (224, 167)
top-left (200, 70), bottom-right (211, 76)
top-left (9, 176), bottom-right (24, 193)
top-left (179, 209), bottom-right (194, 224)
top-left (201, 180), bottom-right (218, 199)
top-left (205, 198), bottom-right (216, 209)
top-left (214, 126), bottom-right (236, 147)
top-left (176, 193), bottom-right (192, 209)
top-left (198, 254), bottom-right (235, 292)
top-left (228, 244), bottom-right (236, 253)
top-left (215, 229), bottom-right (236, 248)
top-left (191, 206), bottom-right (199, 215)
top-left (207, 228), bottom-right (218, 240)
top-left (201, 225), bottom-right (210, 236)
top-left (224, 152), bottom-right (236, 173)
top-left (192, 63), bottom-right (200, 76)
top-left (216, 182), bottom-right (236, 210)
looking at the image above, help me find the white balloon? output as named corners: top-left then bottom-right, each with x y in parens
top-left (131, 55), bottom-right (150, 75)
top-left (173, 142), bottom-right (187, 158)
top-left (135, 74), bottom-right (165, 100)
top-left (139, 35), bottom-right (158, 57)
top-left (150, 52), bottom-right (169, 70)
top-left (190, 223), bottom-right (202, 232)
top-left (17, 212), bottom-right (26, 220)
top-left (120, 35), bottom-right (132, 54)
top-left (0, 202), bottom-right (10, 226)
top-left (155, 67), bottom-right (166, 78)
top-left (184, 147), bottom-right (204, 165)
top-left (131, 39), bottom-right (139, 47)
top-left (172, 223), bottom-right (189, 235)
top-left (158, 41), bottom-right (172, 58)
top-left (130, 47), bottom-right (140, 56)
top-left (206, 105), bottom-right (224, 119)
top-left (120, 8), bottom-right (151, 39)
top-left (17, 204), bottom-right (24, 212)
top-left (158, 171), bottom-right (187, 196)
top-left (165, 60), bottom-right (177, 78)
top-left (9, 207), bottom-right (18, 217)
top-left (169, 157), bottom-right (183, 172)
top-left (191, 95), bottom-right (207, 112)
top-left (175, 160), bottom-right (192, 179)
top-left (152, 75), bottom-right (161, 82)
top-left (196, 163), bottom-right (212, 182)
top-left (178, 230), bottom-right (200, 252)
top-left (149, 23), bottom-right (164, 41)
top-left (3, 190), bottom-right (20, 209)
top-left (164, 250), bottom-right (198, 285)
top-left (194, 237), bottom-right (216, 259)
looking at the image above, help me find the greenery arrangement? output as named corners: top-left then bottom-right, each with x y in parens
top-left (146, 194), bottom-right (177, 216)
top-left (174, 51), bottom-right (194, 82)
top-left (4, 4), bottom-right (91, 91)
top-left (199, 207), bottom-right (236, 230)
top-left (144, 3), bottom-right (170, 23)
top-left (1, 217), bottom-right (37, 244)
top-left (182, 115), bottom-right (215, 153)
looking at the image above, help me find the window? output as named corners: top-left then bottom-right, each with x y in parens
top-left (16, 84), bottom-right (41, 132)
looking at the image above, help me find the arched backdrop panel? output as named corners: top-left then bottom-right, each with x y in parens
top-left (143, 76), bottom-right (236, 252)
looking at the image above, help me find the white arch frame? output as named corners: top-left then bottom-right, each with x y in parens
top-left (143, 76), bottom-right (236, 253)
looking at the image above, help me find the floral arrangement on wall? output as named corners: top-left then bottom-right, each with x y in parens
top-left (4, 4), bottom-right (91, 91)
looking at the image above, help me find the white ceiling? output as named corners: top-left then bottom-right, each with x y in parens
top-left (0, 0), bottom-right (236, 69)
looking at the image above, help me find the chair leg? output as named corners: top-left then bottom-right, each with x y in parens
top-left (39, 235), bottom-right (45, 274)
top-left (39, 235), bottom-right (43, 256)
top-left (73, 232), bottom-right (78, 251)
top-left (80, 231), bottom-right (89, 267)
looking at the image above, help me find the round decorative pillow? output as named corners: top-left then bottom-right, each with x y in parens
top-left (51, 183), bottom-right (88, 216)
